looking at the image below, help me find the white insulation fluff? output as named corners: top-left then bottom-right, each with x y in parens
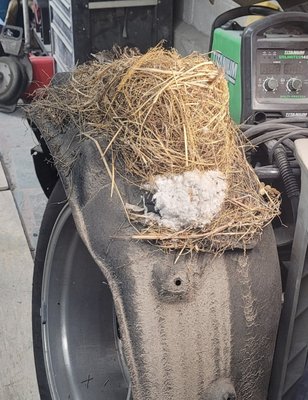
top-left (150, 170), bottom-right (227, 230)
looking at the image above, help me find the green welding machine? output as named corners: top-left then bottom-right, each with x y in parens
top-left (210, 6), bottom-right (308, 124)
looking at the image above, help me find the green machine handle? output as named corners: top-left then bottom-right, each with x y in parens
top-left (209, 6), bottom-right (279, 51)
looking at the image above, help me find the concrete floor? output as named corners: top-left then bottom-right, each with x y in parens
top-left (0, 109), bottom-right (47, 252)
top-left (0, 108), bottom-right (45, 400)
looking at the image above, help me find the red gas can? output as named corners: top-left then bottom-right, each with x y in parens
top-left (22, 54), bottom-right (54, 100)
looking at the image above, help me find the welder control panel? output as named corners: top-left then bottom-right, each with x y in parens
top-left (255, 49), bottom-right (308, 105)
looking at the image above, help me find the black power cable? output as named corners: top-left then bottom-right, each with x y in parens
top-left (240, 117), bottom-right (306, 220)
top-left (274, 145), bottom-right (299, 219)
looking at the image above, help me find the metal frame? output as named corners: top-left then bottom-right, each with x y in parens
top-left (21, 0), bottom-right (31, 52)
top-left (269, 139), bottom-right (308, 400)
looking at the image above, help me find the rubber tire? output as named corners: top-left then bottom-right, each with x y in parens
top-left (0, 56), bottom-right (24, 105)
top-left (32, 181), bottom-right (66, 400)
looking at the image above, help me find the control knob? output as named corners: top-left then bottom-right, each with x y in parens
top-left (263, 77), bottom-right (279, 92)
top-left (287, 78), bottom-right (302, 92)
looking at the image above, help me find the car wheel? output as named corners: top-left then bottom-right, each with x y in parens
top-left (32, 181), bottom-right (130, 399)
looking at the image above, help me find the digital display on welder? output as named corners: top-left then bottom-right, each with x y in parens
top-left (284, 63), bottom-right (305, 75)
top-left (260, 63), bottom-right (281, 75)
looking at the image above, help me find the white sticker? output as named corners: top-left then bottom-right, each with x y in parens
top-left (286, 112), bottom-right (308, 117)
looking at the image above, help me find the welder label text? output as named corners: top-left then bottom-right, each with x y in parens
top-left (212, 51), bottom-right (238, 85)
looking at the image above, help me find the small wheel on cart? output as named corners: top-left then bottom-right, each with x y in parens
top-left (0, 56), bottom-right (27, 105)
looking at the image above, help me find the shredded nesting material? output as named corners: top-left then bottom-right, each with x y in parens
top-left (29, 46), bottom-right (280, 253)
top-left (147, 170), bottom-right (227, 231)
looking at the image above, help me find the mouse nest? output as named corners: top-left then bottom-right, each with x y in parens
top-left (29, 45), bottom-right (280, 253)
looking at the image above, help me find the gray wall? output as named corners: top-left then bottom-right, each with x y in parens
top-left (174, 0), bottom-right (236, 55)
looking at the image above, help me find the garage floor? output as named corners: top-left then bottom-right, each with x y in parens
top-left (0, 108), bottom-right (45, 400)
top-left (0, 109), bottom-right (47, 252)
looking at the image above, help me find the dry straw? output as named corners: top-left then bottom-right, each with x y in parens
top-left (29, 46), bottom-right (280, 253)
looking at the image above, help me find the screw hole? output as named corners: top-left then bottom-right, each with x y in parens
top-left (223, 394), bottom-right (236, 400)
top-left (174, 278), bottom-right (182, 286)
